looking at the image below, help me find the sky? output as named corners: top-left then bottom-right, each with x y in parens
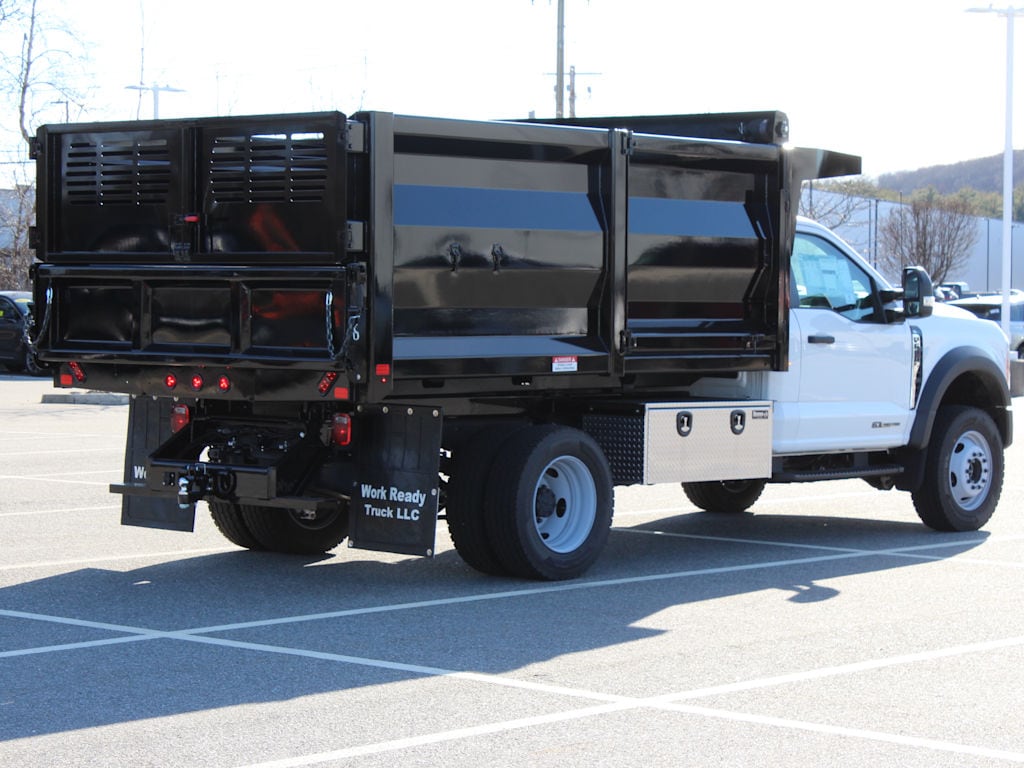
top-left (3, 0), bottom-right (1024, 180)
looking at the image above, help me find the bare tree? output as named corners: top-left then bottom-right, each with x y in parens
top-left (800, 177), bottom-right (882, 230)
top-left (11, 0), bottom-right (83, 144)
top-left (878, 189), bottom-right (978, 285)
top-left (1, 0), bottom-right (85, 288)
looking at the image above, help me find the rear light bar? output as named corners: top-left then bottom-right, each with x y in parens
top-left (163, 370), bottom-right (233, 394)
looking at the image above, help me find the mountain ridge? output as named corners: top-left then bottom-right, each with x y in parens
top-left (878, 151), bottom-right (1024, 196)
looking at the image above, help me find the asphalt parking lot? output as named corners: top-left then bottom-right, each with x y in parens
top-left (2, 374), bottom-right (1023, 767)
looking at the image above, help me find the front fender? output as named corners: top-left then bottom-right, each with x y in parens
top-left (908, 346), bottom-right (1012, 450)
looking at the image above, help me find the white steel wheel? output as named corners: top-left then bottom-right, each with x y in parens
top-left (484, 425), bottom-right (613, 580)
top-left (912, 405), bottom-right (1004, 532)
top-left (945, 428), bottom-right (993, 512)
top-left (532, 455), bottom-right (598, 554)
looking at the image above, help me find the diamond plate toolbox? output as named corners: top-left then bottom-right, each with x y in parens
top-left (644, 401), bottom-right (772, 484)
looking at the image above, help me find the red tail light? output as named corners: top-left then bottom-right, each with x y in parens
top-left (170, 404), bottom-right (191, 433)
top-left (68, 361), bottom-right (87, 383)
top-left (330, 413), bottom-right (352, 446)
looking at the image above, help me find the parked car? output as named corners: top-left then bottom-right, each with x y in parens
top-left (0, 290), bottom-right (44, 375)
top-left (950, 291), bottom-right (1024, 358)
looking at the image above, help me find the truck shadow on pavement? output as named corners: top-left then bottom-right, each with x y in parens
top-left (0, 510), bottom-right (989, 741)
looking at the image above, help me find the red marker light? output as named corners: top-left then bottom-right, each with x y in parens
top-left (68, 361), bottom-right (87, 383)
top-left (330, 413), bottom-right (352, 446)
top-left (59, 373), bottom-right (74, 387)
top-left (190, 373), bottom-right (204, 391)
top-left (217, 375), bottom-right (231, 392)
top-left (375, 363), bottom-right (390, 383)
top-left (183, 214), bottom-right (200, 223)
top-left (317, 371), bottom-right (339, 396)
top-left (170, 404), bottom-right (191, 433)
top-left (165, 373), bottom-right (178, 389)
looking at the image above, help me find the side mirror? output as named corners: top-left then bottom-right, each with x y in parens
top-left (901, 266), bottom-right (934, 318)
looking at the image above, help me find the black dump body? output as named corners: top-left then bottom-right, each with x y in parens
top-left (30, 110), bottom-right (859, 408)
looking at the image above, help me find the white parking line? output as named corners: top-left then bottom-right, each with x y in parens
top-left (0, 473), bottom-right (118, 487)
top-left (0, 504), bottom-right (119, 519)
top-left (0, 547), bottom-right (235, 572)
top-left (0, 448), bottom-right (123, 457)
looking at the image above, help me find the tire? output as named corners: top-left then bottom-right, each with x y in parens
top-left (208, 501), bottom-right (265, 550)
top-left (240, 502), bottom-right (350, 555)
top-left (445, 425), bottom-right (526, 576)
top-left (21, 348), bottom-right (44, 376)
top-left (484, 425), bottom-right (613, 581)
top-left (682, 479), bottom-right (766, 514)
top-left (911, 405), bottom-right (1004, 532)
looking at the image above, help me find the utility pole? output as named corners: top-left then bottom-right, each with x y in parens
top-left (555, 0), bottom-right (565, 118)
top-left (968, 5), bottom-right (1024, 340)
top-left (124, 83), bottom-right (185, 119)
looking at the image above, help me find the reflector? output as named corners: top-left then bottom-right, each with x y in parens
top-left (170, 404), bottom-right (191, 433)
top-left (331, 413), bottom-right (352, 446)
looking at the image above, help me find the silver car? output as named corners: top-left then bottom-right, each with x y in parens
top-left (950, 291), bottom-right (1024, 358)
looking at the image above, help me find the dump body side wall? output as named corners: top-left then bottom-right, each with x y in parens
top-left (30, 110), bottom-right (824, 404)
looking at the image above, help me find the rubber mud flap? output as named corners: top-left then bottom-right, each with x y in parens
top-left (118, 396), bottom-right (196, 532)
top-left (349, 404), bottom-right (442, 557)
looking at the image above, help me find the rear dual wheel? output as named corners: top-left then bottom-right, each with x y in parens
top-left (482, 426), bottom-right (614, 581)
top-left (209, 501), bottom-right (349, 554)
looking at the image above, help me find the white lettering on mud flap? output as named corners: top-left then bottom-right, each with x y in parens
top-left (359, 483), bottom-right (425, 522)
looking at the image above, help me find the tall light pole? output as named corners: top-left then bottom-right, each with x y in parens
top-left (969, 5), bottom-right (1023, 341)
top-left (555, 0), bottom-right (565, 118)
top-left (125, 83), bottom-right (185, 119)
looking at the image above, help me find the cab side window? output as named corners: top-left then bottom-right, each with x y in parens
top-left (792, 233), bottom-right (879, 323)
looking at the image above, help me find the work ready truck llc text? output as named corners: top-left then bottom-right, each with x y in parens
top-left (360, 483), bottom-right (427, 521)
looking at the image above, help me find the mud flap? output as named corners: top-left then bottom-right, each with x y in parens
top-left (348, 405), bottom-right (442, 557)
top-left (117, 396), bottom-right (196, 531)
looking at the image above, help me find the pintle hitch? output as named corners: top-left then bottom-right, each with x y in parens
top-left (174, 464), bottom-right (237, 510)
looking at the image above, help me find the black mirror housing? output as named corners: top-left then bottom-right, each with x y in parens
top-left (901, 266), bottom-right (934, 318)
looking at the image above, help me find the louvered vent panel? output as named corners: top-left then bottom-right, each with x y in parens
top-left (64, 138), bottom-right (171, 205)
top-left (208, 132), bottom-right (329, 204)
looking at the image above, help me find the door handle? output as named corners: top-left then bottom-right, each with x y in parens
top-left (808, 334), bottom-right (835, 344)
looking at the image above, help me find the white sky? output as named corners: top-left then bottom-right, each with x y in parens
top-left (4, 0), bottom-right (1024, 179)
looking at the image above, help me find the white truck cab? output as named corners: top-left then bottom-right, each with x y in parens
top-left (688, 217), bottom-right (1012, 534)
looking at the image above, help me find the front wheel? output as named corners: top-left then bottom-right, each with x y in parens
top-left (484, 426), bottom-right (613, 580)
top-left (682, 478), bottom-right (766, 514)
top-left (911, 405), bottom-right (1004, 531)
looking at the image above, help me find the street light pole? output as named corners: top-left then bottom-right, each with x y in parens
top-left (124, 83), bottom-right (185, 119)
top-left (969, 5), bottom-right (1023, 341)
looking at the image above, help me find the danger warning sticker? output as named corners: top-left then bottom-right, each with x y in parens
top-left (552, 355), bottom-right (578, 373)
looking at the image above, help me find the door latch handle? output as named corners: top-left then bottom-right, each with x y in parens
top-left (808, 334), bottom-right (835, 344)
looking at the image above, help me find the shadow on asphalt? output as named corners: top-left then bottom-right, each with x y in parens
top-left (0, 510), bottom-right (988, 739)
